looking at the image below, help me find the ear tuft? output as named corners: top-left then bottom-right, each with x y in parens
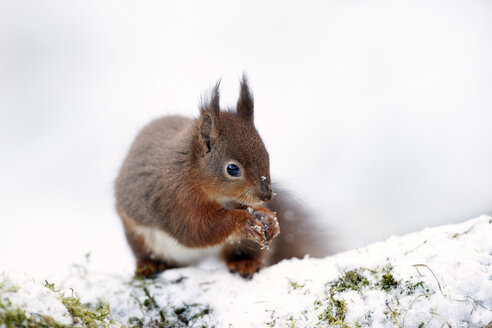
top-left (200, 79), bottom-right (221, 118)
top-left (236, 73), bottom-right (254, 122)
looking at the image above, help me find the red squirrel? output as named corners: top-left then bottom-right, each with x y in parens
top-left (115, 76), bottom-right (325, 278)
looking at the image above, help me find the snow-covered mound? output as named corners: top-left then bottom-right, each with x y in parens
top-left (1, 216), bottom-right (491, 327)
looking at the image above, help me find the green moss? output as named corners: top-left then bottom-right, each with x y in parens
top-left (191, 308), bottom-right (210, 320)
top-left (0, 282), bottom-right (19, 293)
top-left (134, 284), bottom-right (213, 327)
top-left (288, 279), bottom-right (306, 290)
top-left (380, 273), bottom-right (398, 292)
top-left (172, 305), bottom-right (213, 326)
top-left (0, 298), bottom-right (27, 328)
top-left (61, 295), bottom-right (111, 327)
top-left (330, 269), bottom-right (370, 293)
top-left (43, 281), bottom-right (113, 327)
top-left (403, 280), bottom-right (429, 295)
top-left (318, 296), bottom-right (347, 324)
top-left (451, 226), bottom-right (473, 239)
top-left (174, 307), bottom-right (186, 315)
top-left (317, 265), bottom-right (417, 327)
top-left (51, 284), bottom-right (110, 326)
top-left (43, 281), bottom-right (56, 292)
top-left (332, 298), bottom-right (347, 322)
top-left (372, 265), bottom-right (399, 292)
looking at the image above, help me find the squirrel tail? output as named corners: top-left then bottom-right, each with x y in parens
top-left (267, 188), bottom-right (334, 265)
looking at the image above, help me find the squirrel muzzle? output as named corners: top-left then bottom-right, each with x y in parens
top-left (257, 179), bottom-right (273, 203)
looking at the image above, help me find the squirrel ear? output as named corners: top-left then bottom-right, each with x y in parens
top-left (199, 111), bottom-right (217, 153)
top-left (198, 80), bottom-right (221, 153)
top-left (236, 74), bottom-right (254, 122)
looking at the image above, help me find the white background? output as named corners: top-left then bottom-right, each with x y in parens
top-left (1, 0), bottom-right (491, 278)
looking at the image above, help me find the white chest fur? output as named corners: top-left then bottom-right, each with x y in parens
top-left (133, 223), bottom-right (226, 266)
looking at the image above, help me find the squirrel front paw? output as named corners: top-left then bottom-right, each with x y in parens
top-left (241, 206), bottom-right (280, 249)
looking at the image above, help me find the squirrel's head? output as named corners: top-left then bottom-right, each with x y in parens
top-left (193, 75), bottom-right (272, 206)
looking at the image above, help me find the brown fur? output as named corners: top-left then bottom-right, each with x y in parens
top-left (135, 260), bottom-right (170, 278)
top-left (115, 76), bottom-right (328, 278)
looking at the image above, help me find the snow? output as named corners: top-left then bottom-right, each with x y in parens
top-left (1, 3), bottom-right (491, 326)
top-left (2, 215), bottom-right (491, 327)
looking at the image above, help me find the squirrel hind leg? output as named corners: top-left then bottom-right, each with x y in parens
top-left (135, 259), bottom-right (172, 278)
top-left (227, 259), bottom-right (262, 280)
top-left (223, 240), bottom-right (270, 279)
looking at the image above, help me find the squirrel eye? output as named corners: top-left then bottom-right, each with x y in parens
top-left (226, 163), bottom-right (241, 177)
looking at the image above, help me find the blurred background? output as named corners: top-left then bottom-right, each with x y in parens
top-left (1, 0), bottom-right (491, 279)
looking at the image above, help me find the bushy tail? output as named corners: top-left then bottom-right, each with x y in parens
top-left (267, 189), bottom-right (334, 264)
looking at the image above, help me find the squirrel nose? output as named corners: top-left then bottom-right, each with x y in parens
top-left (258, 177), bottom-right (273, 202)
top-left (258, 190), bottom-right (273, 202)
